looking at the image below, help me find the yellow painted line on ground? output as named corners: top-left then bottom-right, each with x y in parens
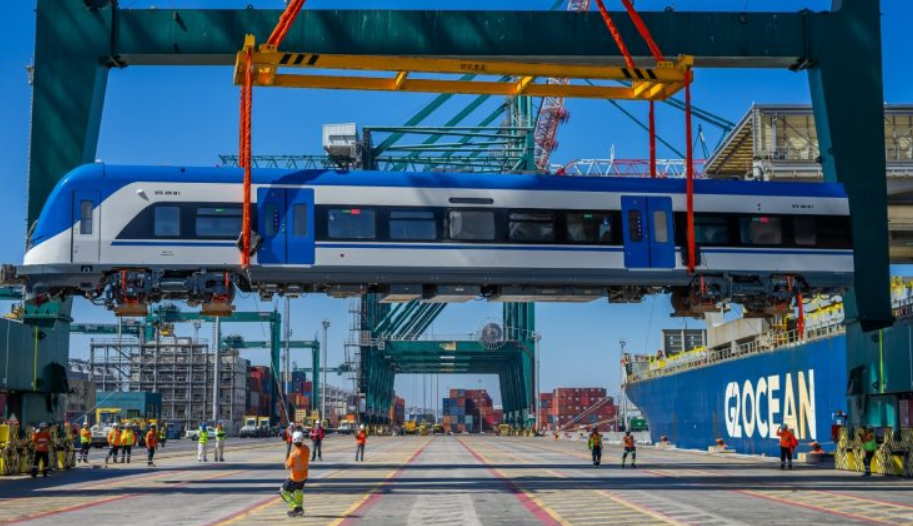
top-left (324, 436), bottom-right (433, 526)
top-left (477, 438), bottom-right (685, 526)
top-left (210, 445), bottom-right (384, 526)
top-left (736, 489), bottom-right (913, 526)
top-left (518, 440), bottom-right (913, 526)
top-left (211, 437), bottom-right (431, 526)
top-left (457, 437), bottom-right (572, 526)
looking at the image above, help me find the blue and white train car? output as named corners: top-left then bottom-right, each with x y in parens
top-left (7, 163), bottom-right (853, 311)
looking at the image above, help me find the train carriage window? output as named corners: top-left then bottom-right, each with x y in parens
top-left (508, 211), bottom-right (555, 242)
top-left (328, 208), bottom-right (376, 239)
top-left (566, 212), bottom-right (614, 244)
top-left (653, 210), bottom-right (669, 243)
top-left (390, 210), bottom-right (437, 241)
top-left (818, 216), bottom-right (852, 248)
top-left (694, 216), bottom-right (730, 245)
top-left (793, 217), bottom-right (817, 246)
top-left (154, 206), bottom-right (181, 237)
top-left (627, 210), bottom-right (644, 242)
top-left (292, 204), bottom-right (308, 237)
top-left (196, 207), bottom-right (242, 238)
top-left (449, 210), bottom-right (495, 241)
top-left (740, 216), bottom-right (782, 245)
top-left (263, 204), bottom-right (279, 237)
top-left (79, 200), bottom-right (93, 235)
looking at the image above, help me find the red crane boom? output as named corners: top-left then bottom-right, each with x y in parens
top-left (532, 0), bottom-right (592, 173)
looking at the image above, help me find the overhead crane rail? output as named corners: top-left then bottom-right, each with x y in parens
top-left (233, 40), bottom-right (693, 101)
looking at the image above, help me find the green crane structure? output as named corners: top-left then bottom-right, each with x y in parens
top-left (220, 335), bottom-right (323, 417)
top-left (6, 0), bottom-right (897, 431)
top-left (356, 297), bottom-right (536, 429)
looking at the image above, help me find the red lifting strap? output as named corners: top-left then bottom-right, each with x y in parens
top-left (594, 0), bottom-right (637, 70)
top-left (240, 48), bottom-right (253, 268)
top-left (240, 0), bottom-right (307, 268)
top-left (684, 68), bottom-right (695, 274)
top-left (268, 0), bottom-right (308, 48)
top-left (619, 0), bottom-right (665, 62)
top-left (797, 291), bottom-right (806, 339)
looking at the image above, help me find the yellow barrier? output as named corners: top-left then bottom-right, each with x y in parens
top-left (834, 426), bottom-right (912, 478)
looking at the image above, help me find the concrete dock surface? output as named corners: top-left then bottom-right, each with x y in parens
top-left (2, 435), bottom-right (913, 525)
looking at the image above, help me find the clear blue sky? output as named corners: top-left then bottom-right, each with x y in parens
top-left (1, 1), bottom-right (911, 410)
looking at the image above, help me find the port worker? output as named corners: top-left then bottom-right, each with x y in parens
top-left (588, 426), bottom-right (603, 467)
top-left (197, 422), bottom-right (210, 462)
top-left (158, 425), bottom-right (167, 448)
top-left (30, 422), bottom-right (52, 478)
top-left (355, 424), bottom-right (367, 462)
top-left (120, 424), bottom-right (136, 463)
top-left (79, 423), bottom-right (92, 463)
top-left (622, 431), bottom-right (637, 468)
top-left (145, 424), bottom-right (158, 466)
top-left (311, 421), bottom-right (325, 461)
top-left (861, 427), bottom-right (878, 477)
top-left (284, 422), bottom-right (297, 459)
top-left (105, 422), bottom-right (122, 464)
top-left (776, 423), bottom-right (798, 470)
top-left (214, 422), bottom-right (227, 462)
top-left (280, 431), bottom-right (310, 517)
top-left (64, 422), bottom-right (78, 468)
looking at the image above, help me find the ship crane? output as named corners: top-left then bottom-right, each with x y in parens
top-left (533, 0), bottom-right (592, 173)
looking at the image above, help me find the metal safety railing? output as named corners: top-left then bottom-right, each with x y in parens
top-left (626, 282), bottom-right (913, 384)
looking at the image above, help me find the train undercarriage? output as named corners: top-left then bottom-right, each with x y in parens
top-left (2, 264), bottom-right (836, 319)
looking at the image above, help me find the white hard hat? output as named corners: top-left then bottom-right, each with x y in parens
top-left (113, 423), bottom-right (120, 428)
top-left (359, 424), bottom-right (365, 430)
top-left (292, 431), bottom-right (305, 444)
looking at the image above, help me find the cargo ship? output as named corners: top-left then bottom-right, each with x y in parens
top-left (623, 279), bottom-right (913, 457)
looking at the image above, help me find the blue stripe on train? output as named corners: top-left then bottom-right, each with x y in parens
top-left (30, 163), bottom-right (847, 248)
top-left (106, 240), bottom-right (852, 257)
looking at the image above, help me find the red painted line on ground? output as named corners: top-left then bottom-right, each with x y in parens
top-left (813, 488), bottom-right (913, 510)
top-left (734, 489), bottom-right (896, 526)
top-left (458, 439), bottom-right (561, 526)
top-left (202, 494), bottom-right (279, 526)
top-left (336, 440), bottom-right (431, 526)
top-left (200, 438), bottom-right (407, 526)
top-left (0, 494), bottom-right (135, 525)
top-left (1, 469), bottom-right (246, 525)
top-left (511, 439), bottom-right (906, 526)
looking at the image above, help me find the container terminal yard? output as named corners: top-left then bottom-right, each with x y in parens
top-left (1, 0), bottom-right (913, 524)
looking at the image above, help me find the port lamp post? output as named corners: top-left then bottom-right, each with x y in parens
top-left (321, 319), bottom-right (330, 422)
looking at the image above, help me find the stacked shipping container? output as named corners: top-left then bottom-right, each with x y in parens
top-left (248, 366), bottom-right (274, 417)
top-left (539, 387), bottom-right (617, 431)
top-left (391, 396), bottom-right (405, 425)
top-left (441, 389), bottom-right (499, 433)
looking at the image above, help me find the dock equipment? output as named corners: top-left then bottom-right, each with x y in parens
top-left (353, 297), bottom-right (537, 429)
top-left (13, 0), bottom-right (894, 428)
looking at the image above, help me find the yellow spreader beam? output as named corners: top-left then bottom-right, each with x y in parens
top-left (234, 35), bottom-right (692, 100)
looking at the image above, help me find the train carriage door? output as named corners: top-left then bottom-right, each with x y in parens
top-left (621, 196), bottom-right (650, 268)
top-left (621, 196), bottom-right (675, 269)
top-left (286, 188), bottom-right (315, 265)
top-left (72, 190), bottom-right (100, 263)
top-left (646, 196), bottom-right (675, 268)
top-left (257, 188), bottom-right (287, 264)
top-left (256, 188), bottom-right (315, 265)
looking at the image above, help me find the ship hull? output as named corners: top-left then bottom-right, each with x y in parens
top-left (626, 335), bottom-right (847, 457)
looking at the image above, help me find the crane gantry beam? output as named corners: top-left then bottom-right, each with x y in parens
top-left (233, 40), bottom-right (693, 100)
